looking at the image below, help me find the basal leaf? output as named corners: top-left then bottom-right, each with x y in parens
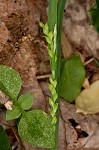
top-left (6, 105), bottom-right (21, 120)
top-left (18, 110), bottom-right (55, 148)
top-left (60, 54), bottom-right (86, 102)
top-left (0, 65), bottom-right (22, 101)
top-left (60, 59), bottom-right (66, 73)
top-left (18, 94), bottom-right (33, 110)
top-left (0, 125), bottom-right (11, 150)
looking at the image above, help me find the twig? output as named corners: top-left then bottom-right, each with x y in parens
top-left (84, 58), bottom-right (94, 66)
top-left (36, 74), bottom-right (51, 80)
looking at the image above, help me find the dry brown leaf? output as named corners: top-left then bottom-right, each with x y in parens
top-left (75, 80), bottom-right (99, 114)
top-left (61, 29), bottom-right (73, 58)
top-left (83, 78), bottom-right (90, 89)
top-left (63, 0), bottom-right (99, 60)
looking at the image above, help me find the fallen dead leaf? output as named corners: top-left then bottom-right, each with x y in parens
top-left (83, 78), bottom-right (90, 89)
top-left (76, 80), bottom-right (99, 114)
top-left (61, 29), bottom-right (73, 58)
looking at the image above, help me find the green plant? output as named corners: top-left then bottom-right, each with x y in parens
top-left (40, 0), bottom-right (67, 149)
top-left (89, 0), bottom-right (99, 32)
top-left (0, 0), bottom-right (67, 149)
top-left (60, 54), bottom-right (86, 102)
top-left (0, 65), bottom-right (54, 148)
top-left (0, 124), bottom-right (11, 150)
top-left (1, 0), bottom-right (97, 149)
top-left (40, 22), bottom-right (58, 127)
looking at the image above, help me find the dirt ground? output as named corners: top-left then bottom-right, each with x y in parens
top-left (0, 0), bottom-right (99, 150)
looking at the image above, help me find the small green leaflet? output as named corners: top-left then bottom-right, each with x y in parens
top-left (60, 54), bottom-right (86, 102)
top-left (18, 94), bottom-right (33, 110)
top-left (0, 65), bottom-right (22, 101)
top-left (18, 110), bottom-right (55, 148)
top-left (89, 0), bottom-right (99, 32)
top-left (6, 93), bottom-right (33, 120)
top-left (6, 105), bottom-right (21, 120)
top-left (0, 125), bottom-right (11, 150)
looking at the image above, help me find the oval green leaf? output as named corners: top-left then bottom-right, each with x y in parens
top-left (18, 94), bottom-right (33, 110)
top-left (0, 65), bottom-right (22, 100)
top-left (18, 110), bottom-right (55, 148)
top-left (60, 54), bottom-right (86, 102)
top-left (6, 105), bottom-right (21, 120)
top-left (0, 125), bottom-right (11, 150)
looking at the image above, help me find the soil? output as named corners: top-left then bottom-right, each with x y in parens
top-left (0, 0), bottom-right (99, 150)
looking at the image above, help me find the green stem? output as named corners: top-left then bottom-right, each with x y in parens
top-left (48, 1), bottom-right (67, 149)
top-left (54, 1), bottom-right (67, 149)
top-left (48, 1), bottom-right (57, 150)
top-left (48, 0), bottom-right (67, 149)
top-left (48, 0), bottom-right (57, 31)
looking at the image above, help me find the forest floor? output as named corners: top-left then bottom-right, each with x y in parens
top-left (0, 0), bottom-right (99, 150)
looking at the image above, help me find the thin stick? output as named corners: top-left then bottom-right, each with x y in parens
top-left (36, 74), bottom-right (51, 80)
top-left (84, 58), bottom-right (94, 66)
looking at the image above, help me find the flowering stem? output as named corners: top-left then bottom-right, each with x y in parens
top-left (40, 0), bottom-right (67, 149)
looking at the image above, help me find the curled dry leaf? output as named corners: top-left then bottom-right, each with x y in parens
top-left (83, 78), bottom-right (90, 89)
top-left (75, 80), bottom-right (99, 114)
